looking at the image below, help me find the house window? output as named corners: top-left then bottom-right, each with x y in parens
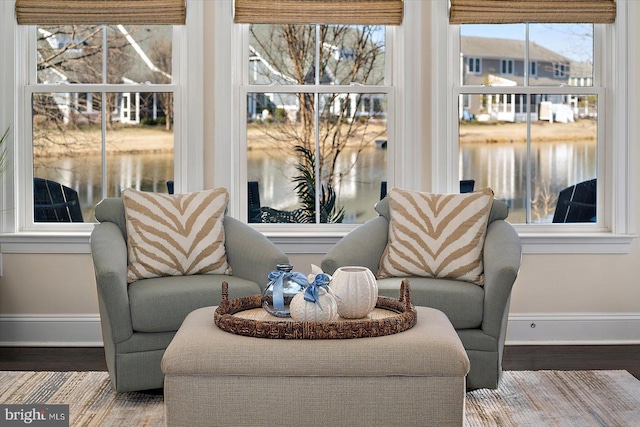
top-left (467, 57), bottom-right (481, 73)
top-left (463, 94), bottom-right (471, 109)
top-left (243, 24), bottom-right (390, 225)
top-left (500, 59), bottom-right (514, 75)
top-left (554, 62), bottom-right (568, 77)
top-left (457, 23), bottom-right (600, 225)
top-left (23, 24), bottom-right (177, 226)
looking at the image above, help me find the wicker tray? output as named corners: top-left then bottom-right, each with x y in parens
top-left (214, 279), bottom-right (417, 339)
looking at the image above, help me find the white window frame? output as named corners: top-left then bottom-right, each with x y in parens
top-left (213, 0), bottom-right (422, 250)
top-left (467, 57), bottom-right (481, 73)
top-left (500, 58), bottom-right (515, 75)
top-left (431, 0), bottom-right (636, 254)
top-left (463, 93), bottom-right (471, 109)
top-left (240, 27), bottom-right (394, 229)
top-left (0, 0), bottom-right (204, 253)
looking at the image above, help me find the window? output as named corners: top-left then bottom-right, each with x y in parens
top-left (500, 59), bottom-right (514, 75)
top-left (243, 24), bottom-right (391, 225)
top-left (27, 24), bottom-right (176, 225)
top-left (25, 25), bottom-right (175, 226)
top-left (467, 57), bottom-right (481, 73)
top-left (1, 0), bottom-right (203, 240)
top-left (6, 1), bottom-right (207, 239)
top-left (554, 62), bottom-right (568, 78)
top-left (530, 61), bottom-right (537, 76)
top-left (457, 24), bottom-right (599, 225)
top-left (438, 1), bottom-right (634, 253)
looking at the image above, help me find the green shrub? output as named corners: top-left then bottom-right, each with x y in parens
top-left (140, 118), bottom-right (158, 126)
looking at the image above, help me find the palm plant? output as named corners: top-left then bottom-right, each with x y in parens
top-left (292, 145), bottom-right (345, 223)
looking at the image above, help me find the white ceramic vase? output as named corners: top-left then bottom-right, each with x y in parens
top-left (330, 266), bottom-right (378, 319)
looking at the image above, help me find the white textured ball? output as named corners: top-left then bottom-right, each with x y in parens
top-left (289, 290), bottom-right (338, 322)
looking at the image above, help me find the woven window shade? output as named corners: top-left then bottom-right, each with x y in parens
top-left (15, 0), bottom-right (186, 25)
top-left (449, 0), bottom-right (616, 24)
top-left (234, 0), bottom-right (404, 25)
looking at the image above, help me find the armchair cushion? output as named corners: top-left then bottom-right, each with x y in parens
top-left (378, 188), bottom-right (493, 284)
top-left (128, 275), bottom-right (261, 333)
top-left (122, 188), bottom-right (231, 283)
top-left (377, 277), bottom-right (484, 329)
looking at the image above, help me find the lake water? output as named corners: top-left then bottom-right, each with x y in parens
top-left (35, 152), bottom-right (174, 222)
top-left (463, 141), bottom-right (596, 223)
top-left (36, 140), bottom-right (596, 224)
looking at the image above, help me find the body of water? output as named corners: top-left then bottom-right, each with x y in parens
top-left (35, 152), bottom-right (174, 222)
top-left (463, 140), bottom-right (596, 223)
top-left (35, 140), bottom-right (596, 224)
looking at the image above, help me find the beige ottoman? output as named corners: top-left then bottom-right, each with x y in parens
top-left (162, 306), bottom-right (470, 427)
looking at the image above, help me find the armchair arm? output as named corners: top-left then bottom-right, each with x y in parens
top-left (224, 216), bottom-right (288, 291)
top-left (321, 216), bottom-right (389, 275)
top-left (481, 220), bottom-right (522, 338)
top-left (90, 222), bottom-right (133, 344)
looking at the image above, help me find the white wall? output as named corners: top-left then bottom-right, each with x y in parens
top-left (0, 1), bottom-right (638, 346)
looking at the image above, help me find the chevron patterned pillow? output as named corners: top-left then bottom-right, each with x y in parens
top-left (122, 187), bottom-right (232, 283)
top-left (378, 187), bottom-right (494, 285)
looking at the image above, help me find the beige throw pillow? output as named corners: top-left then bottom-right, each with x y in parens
top-left (122, 187), bottom-right (232, 283)
top-left (378, 187), bottom-right (494, 284)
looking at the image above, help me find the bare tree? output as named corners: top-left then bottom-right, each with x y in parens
top-left (249, 24), bottom-right (386, 221)
top-left (147, 38), bottom-right (174, 131)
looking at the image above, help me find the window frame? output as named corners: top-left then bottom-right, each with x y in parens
top-left (205, 2), bottom-right (430, 254)
top-left (500, 58), bottom-right (515, 75)
top-left (431, 0), bottom-right (635, 254)
top-left (213, 0), bottom-right (422, 243)
top-left (554, 62), bottom-right (567, 78)
top-left (239, 24), bottom-right (394, 228)
top-left (0, 0), bottom-right (204, 252)
top-left (23, 28), bottom-right (181, 231)
top-left (467, 56), bottom-right (481, 74)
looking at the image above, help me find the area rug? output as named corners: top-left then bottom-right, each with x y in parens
top-left (1, 370), bottom-right (639, 426)
top-left (465, 370), bottom-right (640, 426)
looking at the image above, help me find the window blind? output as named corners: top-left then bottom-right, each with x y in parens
top-left (234, 0), bottom-right (404, 25)
top-left (449, 0), bottom-right (616, 24)
top-left (15, 0), bottom-right (186, 25)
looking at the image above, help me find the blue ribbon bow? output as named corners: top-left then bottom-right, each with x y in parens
top-left (268, 270), bottom-right (308, 310)
top-left (303, 273), bottom-right (332, 310)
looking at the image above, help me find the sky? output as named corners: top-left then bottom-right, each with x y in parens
top-left (460, 23), bottom-right (594, 63)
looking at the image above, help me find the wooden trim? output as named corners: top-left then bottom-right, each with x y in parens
top-left (234, 0), bottom-right (404, 25)
top-left (16, 0), bottom-right (186, 25)
top-left (449, 0), bottom-right (616, 24)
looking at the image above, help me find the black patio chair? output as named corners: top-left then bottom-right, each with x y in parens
top-left (380, 179), bottom-right (476, 199)
top-left (552, 178), bottom-right (597, 223)
top-left (34, 178), bottom-right (83, 222)
top-left (248, 180), bottom-right (309, 223)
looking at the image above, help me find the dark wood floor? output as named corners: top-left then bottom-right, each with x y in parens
top-left (1, 345), bottom-right (639, 381)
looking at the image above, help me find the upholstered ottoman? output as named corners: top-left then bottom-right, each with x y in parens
top-left (161, 306), bottom-right (470, 427)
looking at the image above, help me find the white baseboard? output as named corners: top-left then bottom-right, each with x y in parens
top-left (506, 313), bottom-right (640, 345)
top-left (1, 312), bottom-right (639, 346)
top-left (0, 314), bottom-right (103, 347)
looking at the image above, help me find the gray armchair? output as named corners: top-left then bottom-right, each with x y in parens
top-left (90, 198), bottom-right (288, 392)
top-left (321, 197), bottom-right (521, 390)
